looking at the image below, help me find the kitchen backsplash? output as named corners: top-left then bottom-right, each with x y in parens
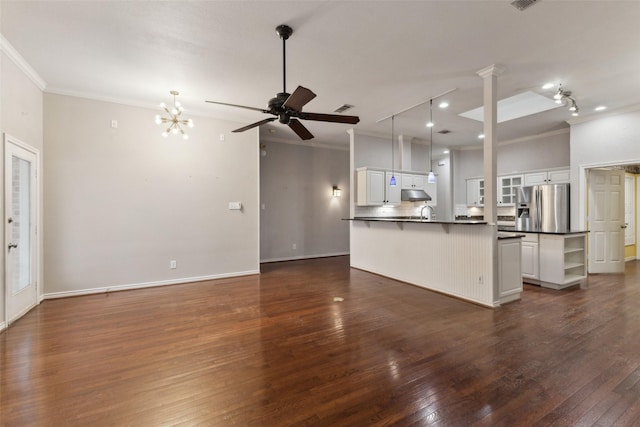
top-left (354, 202), bottom-right (429, 218)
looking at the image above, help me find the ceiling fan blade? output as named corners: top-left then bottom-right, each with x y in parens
top-left (232, 117), bottom-right (276, 133)
top-left (288, 119), bottom-right (314, 140)
top-left (206, 100), bottom-right (269, 113)
top-left (283, 86), bottom-right (317, 111)
top-left (298, 112), bottom-right (360, 125)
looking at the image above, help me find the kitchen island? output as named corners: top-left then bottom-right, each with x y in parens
top-left (349, 217), bottom-right (523, 308)
top-left (499, 227), bottom-right (588, 289)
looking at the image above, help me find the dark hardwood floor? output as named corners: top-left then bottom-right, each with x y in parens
top-left (2, 256), bottom-right (640, 426)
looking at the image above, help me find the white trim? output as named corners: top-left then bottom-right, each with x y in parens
top-left (567, 103), bottom-right (640, 125)
top-left (260, 135), bottom-right (350, 151)
top-left (0, 321), bottom-right (5, 333)
top-left (0, 34), bottom-right (47, 90)
top-left (626, 256), bottom-right (636, 262)
top-left (261, 252), bottom-right (349, 264)
top-left (42, 270), bottom-right (260, 300)
top-left (4, 133), bottom-right (42, 328)
top-left (457, 128), bottom-right (570, 151)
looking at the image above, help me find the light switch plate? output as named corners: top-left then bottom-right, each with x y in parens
top-left (229, 202), bottom-right (242, 210)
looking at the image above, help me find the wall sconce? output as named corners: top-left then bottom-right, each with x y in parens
top-left (332, 186), bottom-right (342, 197)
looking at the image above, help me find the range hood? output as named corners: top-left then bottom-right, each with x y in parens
top-left (401, 189), bottom-right (432, 202)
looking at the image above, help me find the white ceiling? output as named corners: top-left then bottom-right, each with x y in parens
top-left (2, 1), bottom-right (640, 155)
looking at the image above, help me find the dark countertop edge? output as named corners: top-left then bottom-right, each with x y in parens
top-left (498, 226), bottom-right (588, 235)
top-left (497, 232), bottom-right (525, 240)
top-left (345, 217), bottom-right (488, 225)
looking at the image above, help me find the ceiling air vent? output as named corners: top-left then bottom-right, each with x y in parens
top-left (511, 0), bottom-right (538, 11)
top-left (334, 104), bottom-right (354, 113)
top-left (437, 129), bottom-right (451, 134)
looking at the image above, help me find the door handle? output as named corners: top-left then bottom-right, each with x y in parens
top-left (8, 243), bottom-right (18, 250)
top-left (621, 224), bottom-right (628, 229)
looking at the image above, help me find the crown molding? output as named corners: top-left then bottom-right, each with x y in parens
top-left (456, 127), bottom-right (570, 151)
top-left (566, 103), bottom-right (640, 126)
top-left (260, 135), bottom-right (349, 152)
top-left (0, 33), bottom-right (47, 90)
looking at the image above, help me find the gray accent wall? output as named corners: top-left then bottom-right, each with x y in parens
top-left (260, 141), bottom-right (350, 262)
top-left (43, 93), bottom-right (260, 295)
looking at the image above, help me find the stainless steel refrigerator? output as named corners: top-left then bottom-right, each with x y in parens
top-left (516, 183), bottom-right (570, 232)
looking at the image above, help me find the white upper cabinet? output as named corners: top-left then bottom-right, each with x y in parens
top-left (498, 174), bottom-right (523, 205)
top-left (524, 169), bottom-right (570, 186)
top-left (425, 181), bottom-right (437, 207)
top-left (356, 168), bottom-right (401, 206)
top-left (466, 178), bottom-right (484, 206)
top-left (401, 173), bottom-right (425, 190)
top-left (385, 171), bottom-right (401, 205)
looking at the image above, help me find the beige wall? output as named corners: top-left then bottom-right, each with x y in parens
top-left (0, 50), bottom-right (44, 325)
top-left (43, 94), bottom-right (259, 296)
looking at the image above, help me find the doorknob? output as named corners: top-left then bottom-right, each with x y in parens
top-left (621, 224), bottom-right (628, 229)
top-left (8, 243), bottom-right (18, 250)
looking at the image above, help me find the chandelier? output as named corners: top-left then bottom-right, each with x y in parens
top-left (155, 90), bottom-right (194, 139)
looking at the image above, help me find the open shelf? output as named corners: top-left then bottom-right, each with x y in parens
top-left (564, 247), bottom-right (584, 254)
top-left (564, 262), bottom-right (585, 270)
top-left (564, 273), bottom-right (586, 284)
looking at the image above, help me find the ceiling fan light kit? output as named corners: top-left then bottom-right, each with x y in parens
top-left (205, 24), bottom-right (359, 140)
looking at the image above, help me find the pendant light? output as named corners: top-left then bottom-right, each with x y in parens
top-left (427, 100), bottom-right (436, 183)
top-left (389, 115), bottom-right (397, 186)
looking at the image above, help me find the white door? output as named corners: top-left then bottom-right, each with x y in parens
top-left (624, 175), bottom-right (635, 247)
top-left (4, 135), bottom-right (39, 325)
top-left (588, 168), bottom-right (625, 273)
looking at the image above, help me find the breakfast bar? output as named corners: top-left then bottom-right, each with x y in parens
top-left (349, 217), bottom-right (523, 308)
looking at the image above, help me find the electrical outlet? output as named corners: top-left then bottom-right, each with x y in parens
top-left (292, 243), bottom-right (297, 250)
top-left (170, 260), bottom-right (177, 269)
top-left (219, 133), bottom-right (225, 141)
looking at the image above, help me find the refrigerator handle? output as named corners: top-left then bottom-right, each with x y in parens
top-left (536, 187), bottom-right (542, 228)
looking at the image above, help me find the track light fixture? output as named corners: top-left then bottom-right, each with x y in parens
top-left (552, 84), bottom-right (579, 117)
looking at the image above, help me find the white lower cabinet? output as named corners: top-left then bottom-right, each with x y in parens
top-left (538, 233), bottom-right (587, 289)
top-left (498, 238), bottom-right (523, 304)
top-left (520, 233), bottom-right (539, 282)
top-left (519, 232), bottom-right (587, 289)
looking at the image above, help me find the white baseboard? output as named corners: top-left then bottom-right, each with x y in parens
top-left (260, 251), bottom-right (349, 264)
top-left (625, 256), bottom-right (636, 262)
top-left (42, 269), bottom-right (260, 300)
top-left (0, 321), bottom-right (6, 333)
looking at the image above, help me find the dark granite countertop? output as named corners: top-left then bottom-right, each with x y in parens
top-left (498, 226), bottom-right (588, 235)
top-left (347, 217), bottom-right (487, 225)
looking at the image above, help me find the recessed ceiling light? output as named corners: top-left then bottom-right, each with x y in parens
top-left (542, 82), bottom-right (555, 90)
top-left (439, 101), bottom-right (449, 109)
top-left (443, 150), bottom-right (450, 154)
top-left (426, 121), bottom-right (434, 128)
top-left (478, 134), bottom-right (485, 139)
top-left (595, 106), bottom-right (607, 112)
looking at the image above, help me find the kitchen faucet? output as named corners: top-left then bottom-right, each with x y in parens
top-left (420, 205), bottom-right (435, 220)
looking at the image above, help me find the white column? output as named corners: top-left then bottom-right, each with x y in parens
top-left (477, 64), bottom-right (505, 225)
top-left (348, 128), bottom-right (355, 219)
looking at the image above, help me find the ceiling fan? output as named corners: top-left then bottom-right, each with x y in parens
top-left (205, 24), bottom-right (360, 140)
